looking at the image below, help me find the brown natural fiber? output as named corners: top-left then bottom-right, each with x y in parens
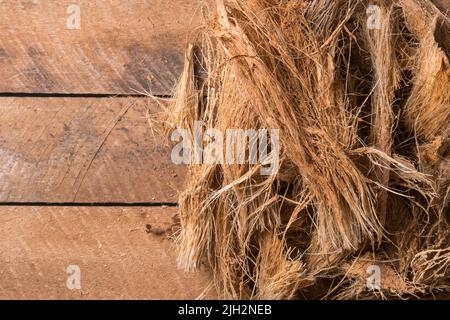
top-left (164, 0), bottom-right (449, 299)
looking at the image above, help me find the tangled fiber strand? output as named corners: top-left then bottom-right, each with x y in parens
top-left (164, 0), bottom-right (450, 299)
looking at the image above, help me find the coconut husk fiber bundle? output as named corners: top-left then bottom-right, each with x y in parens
top-left (164, 0), bottom-right (450, 299)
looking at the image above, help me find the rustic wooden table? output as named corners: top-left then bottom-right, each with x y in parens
top-left (0, 0), bottom-right (212, 299)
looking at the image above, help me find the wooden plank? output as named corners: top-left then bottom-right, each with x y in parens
top-left (0, 97), bottom-right (185, 203)
top-left (0, 206), bottom-right (213, 299)
top-left (0, 0), bottom-right (201, 95)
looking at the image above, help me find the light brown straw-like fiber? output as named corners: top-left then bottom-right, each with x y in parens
top-left (164, 0), bottom-right (450, 299)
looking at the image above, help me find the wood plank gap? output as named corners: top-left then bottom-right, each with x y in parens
top-left (0, 92), bottom-right (172, 99)
top-left (0, 202), bottom-right (178, 207)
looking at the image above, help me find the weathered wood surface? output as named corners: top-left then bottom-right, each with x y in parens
top-left (0, 0), bottom-right (202, 95)
top-left (0, 206), bottom-right (213, 299)
top-left (0, 97), bottom-right (185, 203)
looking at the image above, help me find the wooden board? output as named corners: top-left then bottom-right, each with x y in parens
top-left (0, 97), bottom-right (185, 203)
top-left (0, 0), bottom-right (202, 95)
top-left (0, 206), bottom-right (213, 299)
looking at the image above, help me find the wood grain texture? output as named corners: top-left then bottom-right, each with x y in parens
top-left (0, 97), bottom-right (185, 203)
top-left (0, 0), bottom-right (202, 95)
top-left (0, 206), bottom-right (213, 299)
